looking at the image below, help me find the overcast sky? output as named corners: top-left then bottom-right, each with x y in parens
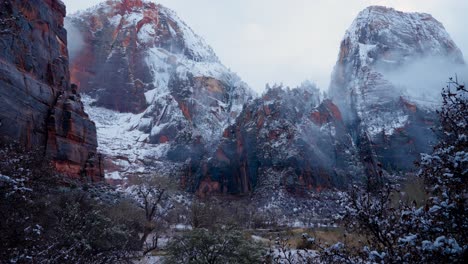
top-left (63, 0), bottom-right (468, 93)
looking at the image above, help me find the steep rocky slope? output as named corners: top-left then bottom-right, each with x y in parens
top-left (0, 0), bottom-right (101, 180)
top-left (329, 6), bottom-right (465, 171)
top-left (67, 0), bottom-right (253, 180)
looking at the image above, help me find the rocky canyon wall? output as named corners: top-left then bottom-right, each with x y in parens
top-left (0, 0), bottom-right (102, 180)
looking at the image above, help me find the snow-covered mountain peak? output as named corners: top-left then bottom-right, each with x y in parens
top-left (343, 5), bottom-right (463, 67)
top-left (70, 0), bottom-right (219, 63)
top-left (329, 5), bottom-right (464, 171)
top-left (330, 5), bottom-right (464, 127)
top-left (67, 0), bottom-right (254, 181)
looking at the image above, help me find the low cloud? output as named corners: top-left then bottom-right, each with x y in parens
top-left (64, 19), bottom-right (85, 62)
top-left (381, 56), bottom-right (467, 106)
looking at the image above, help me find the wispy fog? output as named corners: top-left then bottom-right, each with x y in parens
top-left (381, 56), bottom-right (467, 107)
top-left (64, 20), bottom-right (84, 62)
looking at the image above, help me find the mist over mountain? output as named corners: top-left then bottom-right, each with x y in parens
top-left (61, 1), bottom-right (466, 199)
top-left (60, 1), bottom-right (467, 223)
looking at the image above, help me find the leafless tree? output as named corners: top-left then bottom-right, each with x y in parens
top-left (131, 177), bottom-right (173, 255)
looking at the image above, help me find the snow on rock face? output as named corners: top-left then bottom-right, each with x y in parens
top-left (329, 6), bottom-right (464, 171)
top-left (67, 0), bottom-right (222, 113)
top-left (331, 6), bottom-right (464, 128)
top-left (67, 0), bottom-right (254, 181)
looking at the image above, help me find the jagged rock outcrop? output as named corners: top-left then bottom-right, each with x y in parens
top-left (197, 83), bottom-right (366, 196)
top-left (329, 6), bottom-right (465, 171)
top-left (67, 0), bottom-right (253, 180)
top-left (0, 0), bottom-right (101, 180)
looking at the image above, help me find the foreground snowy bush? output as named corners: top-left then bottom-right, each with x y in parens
top-left (0, 140), bottom-right (141, 263)
top-left (311, 79), bottom-right (467, 263)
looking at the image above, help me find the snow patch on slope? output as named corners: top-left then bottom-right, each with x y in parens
top-left (82, 96), bottom-right (171, 180)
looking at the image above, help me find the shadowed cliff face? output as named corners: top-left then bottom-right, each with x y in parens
top-left (0, 0), bottom-right (101, 180)
top-left (67, 0), bottom-right (154, 113)
top-left (329, 6), bottom-right (464, 172)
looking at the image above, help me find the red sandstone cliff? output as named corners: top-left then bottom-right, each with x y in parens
top-left (0, 0), bottom-right (102, 180)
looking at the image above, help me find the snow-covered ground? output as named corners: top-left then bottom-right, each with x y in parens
top-left (132, 256), bottom-right (164, 264)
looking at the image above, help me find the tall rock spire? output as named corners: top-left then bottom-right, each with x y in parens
top-left (329, 6), bottom-right (464, 171)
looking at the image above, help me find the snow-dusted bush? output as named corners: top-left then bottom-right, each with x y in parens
top-left (415, 78), bottom-right (467, 261)
top-left (265, 234), bottom-right (319, 264)
top-left (0, 140), bottom-right (141, 263)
